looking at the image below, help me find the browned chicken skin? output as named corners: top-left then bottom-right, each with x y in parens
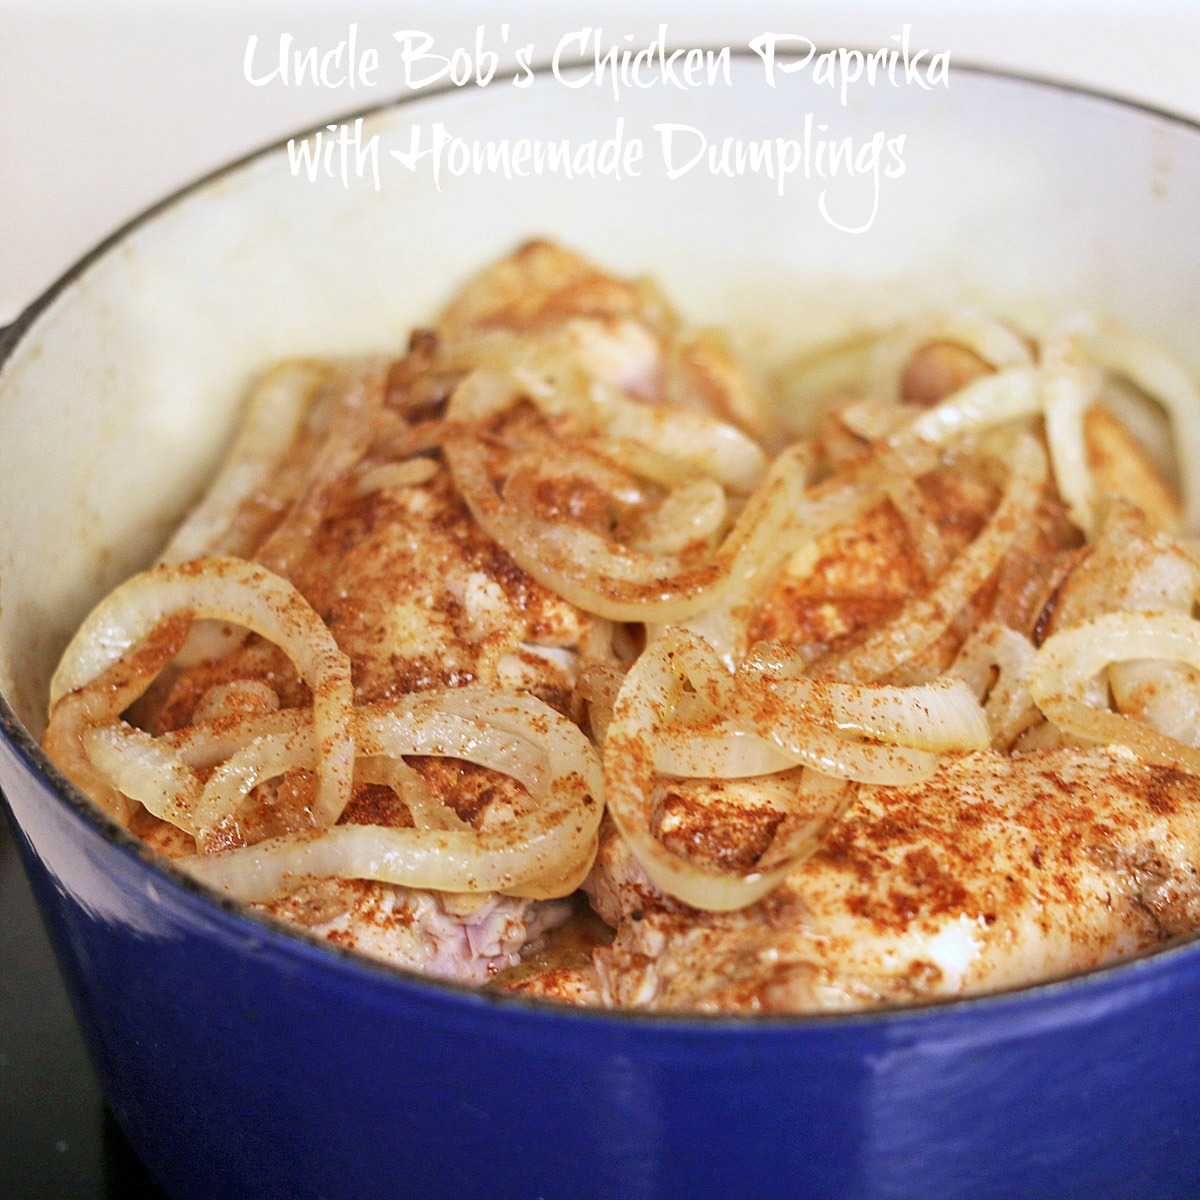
top-left (46, 242), bottom-right (1200, 1010)
top-left (116, 242), bottom-right (767, 984)
top-left (524, 290), bottom-right (1200, 1012)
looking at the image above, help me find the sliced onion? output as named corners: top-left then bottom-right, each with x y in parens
top-left (575, 618), bottom-right (627, 747)
top-left (576, 663), bottom-right (624, 707)
top-left (443, 323), bottom-right (767, 492)
top-left (949, 623), bottom-right (1040, 749)
top-left (358, 699), bottom-right (549, 797)
top-left (161, 707), bottom-right (308, 770)
top-left (160, 361), bottom-right (325, 562)
top-left (727, 686), bottom-right (940, 786)
top-left (592, 437), bottom-right (717, 490)
top-left (654, 719), bottom-right (806, 779)
top-left (756, 769), bottom-right (854, 872)
top-left (257, 366), bottom-right (385, 579)
top-left (83, 723), bottom-right (204, 835)
top-left (898, 366), bottom-right (1041, 447)
top-left (1079, 318), bottom-right (1200, 531)
top-left (505, 832), bottom-right (601, 899)
top-left (191, 699), bottom-right (548, 837)
top-left (839, 399), bottom-right (910, 440)
top-left (605, 630), bottom-right (834, 911)
top-left (355, 755), bottom-right (466, 832)
top-left (602, 402), bottom-right (767, 494)
top-left (49, 557), bottom-right (354, 826)
top-left (627, 479), bottom-right (728, 555)
top-left (772, 330), bottom-right (880, 432)
top-left (355, 457), bottom-right (438, 495)
top-left (193, 728), bottom-right (319, 837)
top-left (1029, 610), bottom-right (1200, 771)
top-left (738, 653), bottom-right (989, 751)
top-left (1041, 332), bottom-right (1097, 535)
top-left (822, 433), bottom-right (1047, 681)
top-left (1107, 659), bottom-right (1200, 749)
top-left (183, 687), bottom-right (603, 902)
top-left (42, 617), bottom-right (191, 823)
top-left (445, 375), bottom-right (810, 621)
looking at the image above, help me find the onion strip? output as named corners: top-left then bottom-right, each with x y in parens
top-left (738, 652), bottom-right (990, 751)
top-left (654, 720), bottom-right (808, 780)
top-left (726, 689), bottom-right (940, 786)
top-left (42, 618), bottom-right (190, 823)
top-left (83, 723), bottom-right (204, 835)
top-left (821, 433), bottom-right (1047, 681)
top-left (1041, 333), bottom-right (1097, 535)
top-left (355, 756), bottom-right (466, 833)
top-left (898, 367), bottom-right (1041, 447)
top-left (1080, 319), bottom-right (1200, 531)
top-left (48, 557), bottom-right (354, 826)
top-left (182, 687), bottom-right (603, 902)
top-left (1029, 610), bottom-right (1200, 772)
top-left (445, 373), bottom-right (810, 621)
top-left (190, 700), bottom-right (548, 838)
top-left (949, 623), bottom-right (1040, 749)
top-left (605, 629), bottom-right (837, 910)
top-left (160, 361), bottom-right (325, 562)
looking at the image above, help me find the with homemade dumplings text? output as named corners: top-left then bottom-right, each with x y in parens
top-left (244, 24), bottom-right (949, 234)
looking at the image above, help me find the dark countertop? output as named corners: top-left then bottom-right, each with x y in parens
top-left (0, 814), bottom-right (167, 1199)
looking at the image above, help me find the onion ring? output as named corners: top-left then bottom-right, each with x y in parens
top-left (1029, 610), bottom-right (1200, 772)
top-left (183, 687), bottom-right (603, 902)
top-left (48, 557), bottom-right (354, 826)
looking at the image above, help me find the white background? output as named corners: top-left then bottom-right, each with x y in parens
top-left (2, 0), bottom-right (1199, 324)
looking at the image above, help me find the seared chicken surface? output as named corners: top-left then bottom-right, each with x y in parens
top-left (46, 242), bottom-right (1200, 1009)
top-left (567, 747), bottom-right (1200, 1011)
top-left (515, 296), bottom-right (1200, 1010)
top-left (113, 241), bottom-right (767, 983)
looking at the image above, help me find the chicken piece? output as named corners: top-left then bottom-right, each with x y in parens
top-left (748, 460), bottom-right (1078, 673)
top-left (583, 747), bottom-right (1200, 1012)
top-left (263, 881), bottom-right (572, 986)
top-left (572, 473), bottom-right (1192, 1012)
top-left (149, 465), bottom-right (585, 730)
top-left (138, 383), bottom-right (589, 978)
top-left (1048, 499), bottom-right (1199, 633)
top-left (563, 385), bottom-right (1188, 1012)
top-left (1044, 500), bottom-right (1200, 746)
top-left (138, 247), bottom-right (672, 979)
top-left (439, 239), bottom-right (651, 338)
top-left (1084, 404), bottom-right (1181, 533)
top-left (747, 464), bottom-right (996, 658)
top-left (128, 241), bottom-right (774, 982)
top-left (440, 239), bottom-right (770, 437)
top-left (494, 895), bottom-right (611, 1004)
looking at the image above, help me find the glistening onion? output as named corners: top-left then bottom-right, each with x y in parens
top-left (1029, 610), bottom-right (1200, 772)
top-left (48, 557), bottom-right (355, 826)
top-left (183, 687), bottom-right (603, 902)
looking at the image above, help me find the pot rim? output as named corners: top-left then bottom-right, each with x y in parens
top-left (4, 49), bottom-right (1200, 1031)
